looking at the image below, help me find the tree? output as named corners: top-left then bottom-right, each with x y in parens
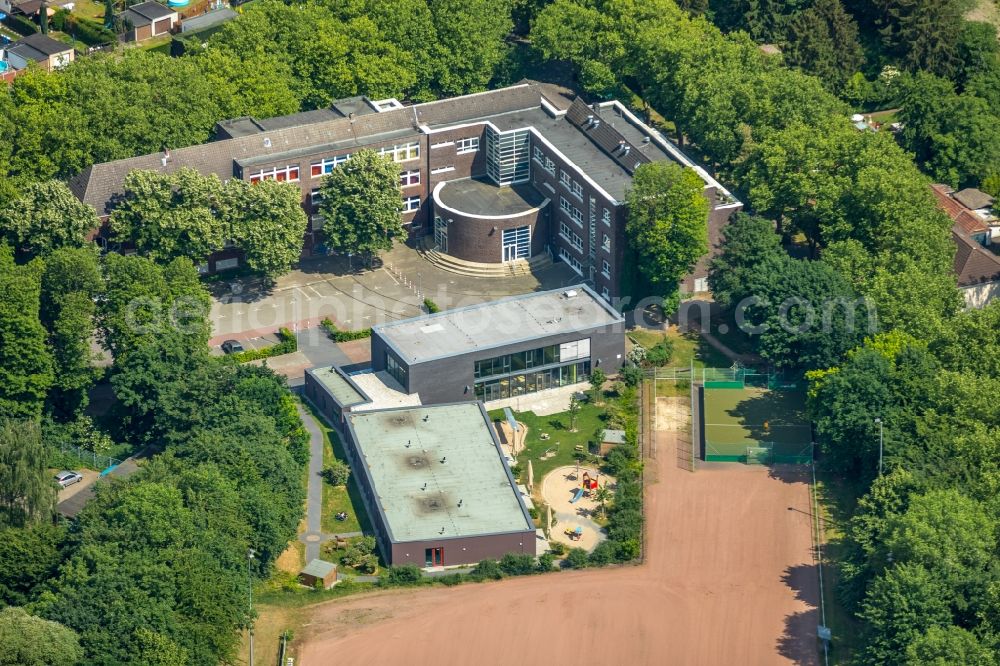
top-left (594, 485), bottom-right (612, 517)
top-left (708, 214), bottom-right (784, 307)
top-left (322, 460), bottom-right (351, 486)
top-left (0, 420), bottom-right (55, 528)
top-left (221, 179), bottom-right (307, 279)
top-left (0, 181), bottom-right (99, 259)
top-left (0, 607), bottom-right (82, 666)
top-left (429, 0), bottom-right (513, 95)
top-left (625, 163), bottom-right (709, 301)
top-left (567, 394), bottom-right (582, 431)
top-left (0, 247), bottom-right (53, 420)
top-left (872, 0), bottom-right (967, 77)
top-left (860, 563), bottom-right (953, 665)
top-left (41, 247), bottom-right (102, 416)
top-left (110, 168), bottom-right (224, 264)
top-left (588, 368), bottom-right (606, 404)
top-left (0, 523), bottom-right (65, 607)
top-left (564, 547), bottom-right (589, 569)
top-left (317, 149), bottom-right (404, 265)
top-left (905, 625), bottom-right (997, 666)
top-left (783, 0), bottom-right (864, 90)
top-left (620, 364), bottom-right (644, 388)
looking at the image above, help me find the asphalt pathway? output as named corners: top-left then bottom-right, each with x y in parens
top-left (297, 404), bottom-right (328, 563)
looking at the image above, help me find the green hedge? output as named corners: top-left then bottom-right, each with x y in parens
top-left (63, 14), bottom-right (115, 46)
top-left (320, 318), bottom-right (372, 342)
top-left (4, 14), bottom-right (39, 36)
top-left (231, 327), bottom-right (297, 362)
top-left (423, 298), bottom-right (440, 314)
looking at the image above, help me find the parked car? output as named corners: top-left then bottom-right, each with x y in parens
top-left (55, 471), bottom-right (83, 488)
top-left (221, 340), bottom-right (245, 354)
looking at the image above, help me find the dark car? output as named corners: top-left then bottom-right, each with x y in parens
top-left (221, 340), bottom-right (245, 354)
top-left (55, 471), bottom-right (84, 488)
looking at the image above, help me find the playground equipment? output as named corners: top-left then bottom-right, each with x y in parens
top-left (564, 526), bottom-right (583, 541)
top-left (582, 471), bottom-right (598, 491)
top-left (570, 487), bottom-right (585, 503)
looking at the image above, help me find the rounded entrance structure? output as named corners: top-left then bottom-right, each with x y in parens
top-left (431, 177), bottom-right (549, 264)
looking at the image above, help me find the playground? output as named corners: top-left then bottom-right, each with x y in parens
top-left (701, 384), bottom-right (812, 463)
top-left (540, 465), bottom-right (613, 551)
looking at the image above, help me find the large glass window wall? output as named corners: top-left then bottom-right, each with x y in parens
top-left (474, 361), bottom-right (591, 402)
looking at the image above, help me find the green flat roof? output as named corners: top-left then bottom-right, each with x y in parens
top-left (301, 559), bottom-right (337, 577)
top-left (311, 366), bottom-right (368, 407)
top-left (347, 403), bottom-right (534, 543)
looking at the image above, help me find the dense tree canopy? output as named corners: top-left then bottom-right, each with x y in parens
top-left (0, 247), bottom-right (53, 420)
top-left (317, 149), bottom-right (405, 263)
top-left (0, 181), bottom-right (99, 259)
top-left (0, 420), bottom-right (55, 528)
top-left (625, 162), bottom-right (709, 302)
top-left (0, 606), bottom-right (82, 666)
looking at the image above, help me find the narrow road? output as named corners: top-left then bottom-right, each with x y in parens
top-left (297, 404), bottom-right (327, 562)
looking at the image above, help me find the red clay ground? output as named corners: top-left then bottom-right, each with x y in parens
top-left (297, 429), bottom-right (819, 665)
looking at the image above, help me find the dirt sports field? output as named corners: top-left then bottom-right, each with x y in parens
top-left (298, 398), bottom-right (820, 665)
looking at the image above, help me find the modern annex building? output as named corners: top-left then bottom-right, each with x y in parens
top-left (371, 284), bottom-right (624, 405)
top-left (70, 81), bottom-right (741, 297)
top-left (342, 403), bottom-right (536, 567)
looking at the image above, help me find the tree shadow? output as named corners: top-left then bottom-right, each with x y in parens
top-left (777, 563), bottom-right (822, 665)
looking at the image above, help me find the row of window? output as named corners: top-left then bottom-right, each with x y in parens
top-left (475, 361), bottom-right (592, 402)
top-left (401, 170), bottom-right (420, 187)
top-left (560, 197), bottom-right (583, 226)
top-left (559, 222), bottom-right (583, 251)
top-left (311, 154), bottom-right (351, 177)
top-left (559, 169), bottom-right (583, 199)
top-left (386, 352), bottom-right (408, 388)
top-left (532, 146), bottom-right (556, 176)
top-left (431, 136), bottom-right (480, 153)
top-left (559, 247), bottom-right (583, 275)
top-left (473, 340), bottom-right (591, 380)
top-left (311, 189), bottom-right (420, 213)
top-left (249, 164), bottom-right (299, 183)
top-left (380, 141), bottom-right (420, 162)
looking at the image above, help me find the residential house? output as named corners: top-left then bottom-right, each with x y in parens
top-left (70, 81), bottom-right (742, 296)
top-left (2, 33), bottom-right (74, 71)
top-left (119, 0), bottom-right (177, 41)
top-left (931, 183), bottom-right (1000, 307)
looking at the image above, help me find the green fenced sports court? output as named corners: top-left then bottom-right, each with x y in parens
top-left (700, 379), bottom-right (813, 464)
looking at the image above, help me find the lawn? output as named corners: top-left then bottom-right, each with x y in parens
top-left (71, 0), bottom-right (106, 21)
top-left (300, 404), bottom-right (370, 537)
top-left (813, 466), bottom-right (866, 664)
top-left (628, 327), bottom-right (731, 369)
top-left (489, 394), bottom-right (609, 485)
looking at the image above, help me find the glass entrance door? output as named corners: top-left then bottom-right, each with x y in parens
top-left (424, 547), bottom-right (444, 567)
top-left (501, 226), bottom-right (531, 262)
top-left (434, 216), bottom-right (448, 253)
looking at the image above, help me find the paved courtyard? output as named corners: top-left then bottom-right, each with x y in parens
top-left (208, 243), bottom-right (578, 344)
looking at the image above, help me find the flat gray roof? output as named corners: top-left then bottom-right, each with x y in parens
top-left (373, 284), bottom-right (623, 365)
top-left (309, 366), bottom-right (368, 407)
top-left (347, 403), bottom-right (533, 543)
top-left (437, 177), bottom-right (545, 217)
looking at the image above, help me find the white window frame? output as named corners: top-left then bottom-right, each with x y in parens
top-left (310, 188), bottom-right (322, 206)
top-left (602, 260), bottom-right (611, 279)
top-left (602, 233), bottom-right (611, 252)
top-left (560, 197), bottom-right (583, 226)
top-left (559, 222), bottom-right (583, 251)
top-left (432, 140), bottom-right (455, 149)
top-left (602, 208), bottom-right (612, 226)
top-left (431, 165), bottom-right (455, 175)
top-left (558, 247), bottom-right (583, 275)
top-left (248, 164), bottom-right (299, 184)
top-left (601, 286), bottom-right (610, 302)
top-left (310, 154), bottom-right (350, 177)
top-left (572, 180), bottom-right (583, 200)
top-left (380, 142), bottom-right (420, 162)
top-left (544, 158), bottom-right (556, 176)
top-left (559, 170), bottom-right (572, 190)
top-left (457, 137), bottom-right (480, 154)
top-left (400, 169), bottom-right (421, 187)
top-left (401, 195), bottom-right (421, 213)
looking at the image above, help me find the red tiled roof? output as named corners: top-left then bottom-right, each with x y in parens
top-left (953, 229), bottom-right (1000, 286)
top-left (931, 183), bottom-right (988, 235)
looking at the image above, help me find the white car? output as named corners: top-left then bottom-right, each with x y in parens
top-left (55, 471), bottom-right (83, 488)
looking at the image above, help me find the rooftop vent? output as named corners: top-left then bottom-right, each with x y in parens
top-left (563, 289), bottom-right (579, 298)
top-left (263, 137), bottom-right (272, 148)
top-left (623, 145), bottom-right (630, 156)
top-left (642, 136), bottom-right (651, 144)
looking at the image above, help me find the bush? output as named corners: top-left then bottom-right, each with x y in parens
top-left (588, 541), bottom-right (616, 566)
top-left (620, 365), bottom-right (644, 387)
top-left (471, 558), bottom-right (504, 580)
top-left (537, 553), bottom-right (556, 572)
top-left (499, 553), bottom-right (536, 576)
top-left (382, 564), bottom-right (422, 586)
top-left (321, 460), bottom-right (350, 486)
top-left (644, 338), bottom-right (673, 366)
top-left (321, 318), bottom-right (372, 342)
top-left (437, 573), bottom-right (465, 586)
top-left (564, 548), bottom-right (589, 569)
top-left (230, 327), bottom-right (298, 362)
top-left (423, 298), bottom-right (440, 313)
top-left (65, 15), bottom-right (116, 46)
top-left (548, 541), bottom-right (566, 556)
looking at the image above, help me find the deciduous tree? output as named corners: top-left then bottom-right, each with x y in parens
top-left (0, 607), bottom-right (82, 666)
top-left (317, 149), bottom-right (404, 264)
top-left (0, 181), bottom-right (99, 259)
top-left (221, 179), bottom-right (307, 279)
top-left (0, 420), bottom-right (55, 528)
